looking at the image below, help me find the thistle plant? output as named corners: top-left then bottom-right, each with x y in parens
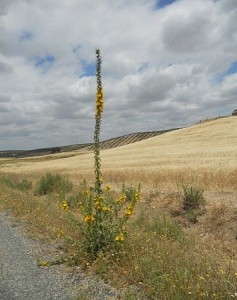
top-left (62, 49), bottom-right (141, 259)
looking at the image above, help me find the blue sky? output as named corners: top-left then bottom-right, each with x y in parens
top-left (34, 54), bottom-right (55, 67)
top-left (155, 0), bottom-right (177, 9)
top-left (0, 0), bottom-right (236, 150)
top-left (20, 31), bottom-right (33, 41)
top-left (226, 61), bottom-right (237, 75)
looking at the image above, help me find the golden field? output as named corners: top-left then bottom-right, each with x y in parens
top-left (1, 116), bottom-right (237, 191)
top-left (0, 116), bottom-right (237, 299)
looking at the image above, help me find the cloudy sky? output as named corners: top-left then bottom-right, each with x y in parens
top-left (0, 0), bottom-right (236, 150)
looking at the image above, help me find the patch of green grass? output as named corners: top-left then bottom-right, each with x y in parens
top-left (182, 185), bottom-right (205, 211)
top-left (182, 185), bottom-right (206, 223)
top-left (0, 176), bottom-right (32, 191)
top-left (35, 173), bottom-right (72, 196)
top-left (146, 215), bottom-right (184, 242)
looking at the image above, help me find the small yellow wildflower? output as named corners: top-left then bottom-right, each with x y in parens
top-left (102, 206), bottom-right (111, 212)
top-left (125, 208), bottom-right (133, 216)
top-left (84, 215), bottom-right (95, 223)
top-left (57, 230), bottom-right (64, 238)
top-left (135, 192), bottom-right (140, 201)
top-left (61, 200), bottom-right (69, 211)
top-left (120, 193), bottom-right (126, 202)
top-left (115, 232), bottom-right (124, 242)
top-left (125, 204), bottom-right (134, 216)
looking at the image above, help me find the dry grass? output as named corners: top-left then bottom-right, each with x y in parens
top-left (0, 117), bottom-right (237, 299)
top-left (1, 117), bottom-right (237, 190)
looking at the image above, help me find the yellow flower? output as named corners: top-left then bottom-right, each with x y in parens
top-left (102, 206), bottom-right (111, 212)
top-left (61, 201), bottom-right (69, 211)
top-left (57, 230), bottom-right (64, 238)
top-left (120, 193), bottom-right (126, 202)
top-left (135, 192), bottom-right (140, 201)
top-left (84, 215), bottom-right (95, 223)
top-left (95, 89), bottom-right (104, 115)
top-left (115, 232), bottom-right (124, 242)
top-left (125, 208), bottom-right (133, 216)
top-left (97, 89), bottom-right (104, 99)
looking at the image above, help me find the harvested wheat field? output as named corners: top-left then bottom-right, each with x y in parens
top-left (1, 116), bottom-right (237, 190)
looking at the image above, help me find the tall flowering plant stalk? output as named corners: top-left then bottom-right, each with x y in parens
top-left (94, 49), bottom-right (103, 196)
top-left (62, 49), bottom-right (141, 259)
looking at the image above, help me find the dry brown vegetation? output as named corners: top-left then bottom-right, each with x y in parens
top-left (0, 116), bottom-right (237, 299)
top-left (1, 116), bottom-right (237, 190)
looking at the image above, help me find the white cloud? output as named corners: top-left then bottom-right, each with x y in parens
top-left (0, 0), bottom-right (236, 149)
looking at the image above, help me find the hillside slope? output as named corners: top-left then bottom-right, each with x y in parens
top-left (0, 130), bottom-right (176, 158)
top-left (1, 117), bottom-right (236, 175)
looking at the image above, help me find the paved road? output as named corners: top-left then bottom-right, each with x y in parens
top-left (0, 213), bottom-right (72, 300)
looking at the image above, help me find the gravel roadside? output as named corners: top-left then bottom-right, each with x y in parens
top-left (0, 212), bottom-right (122, 300)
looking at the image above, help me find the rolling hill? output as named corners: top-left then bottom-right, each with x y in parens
top-left (1, 116), bottom-right (236, 178)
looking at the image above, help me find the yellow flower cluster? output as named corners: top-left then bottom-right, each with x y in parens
top-left (135, 192), bottom-right (140, 201)
top-left (102, 206), bottom-right (111, 212)
top-left (119, 193), bottom-right (126, 202)
top-left (125, 204), bottom-right (133, 216)
top-left (61, 200), bottom-right (69, 211)
top-left (96, 88), bottom-right (104, 116)
top-left (95, 195), bottom-right (104, 210)
top-left (115, 232), bottom-right (125, 242)
top-left (94, 195), bottom-right (110, 212)
top-left (84, 214), bottom-right (95, 223)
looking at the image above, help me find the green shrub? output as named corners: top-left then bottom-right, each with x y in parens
top-left (36, 173), bottom-right (72, 195)
top-left (182, 185), bottom-right (205, 211)
top-left (0, 176), bottom-right (32, 191)
top-left (63, 181), bottom-right (141, 259)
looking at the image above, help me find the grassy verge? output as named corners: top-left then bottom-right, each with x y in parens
top-left (0, 173), bottom-right (236, 299)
